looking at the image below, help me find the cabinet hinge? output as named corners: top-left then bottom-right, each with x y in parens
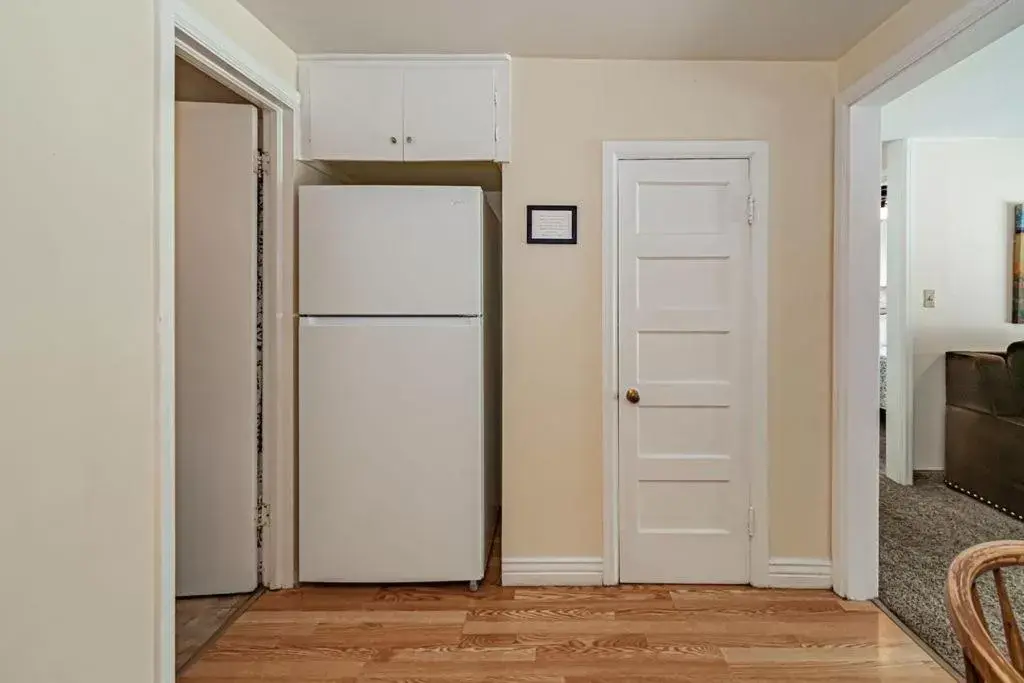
top-left (746, 195), bottom-right (755, 226)
top-left (254, 150), bottom-right (270, 177)
top-left (747, 507), bottom-right (755, 538)
top-left (256, 502), bottom-right (271, 529)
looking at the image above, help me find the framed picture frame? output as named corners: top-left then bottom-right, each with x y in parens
top-left (527, 205), bottom-right (577, 244)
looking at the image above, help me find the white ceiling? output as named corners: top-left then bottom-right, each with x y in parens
top-left (882, 24), bottom-right (1024, 140)
top-left (237, 0), bottom-right (911, 60)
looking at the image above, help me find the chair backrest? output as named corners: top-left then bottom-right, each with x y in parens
top-left (947, 541), bottom-right (1024, 682)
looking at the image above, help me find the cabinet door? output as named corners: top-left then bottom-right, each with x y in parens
top-left (306, 63), bottom-right (404, 160)
top-left (403, 64), bottom-right (496, 161)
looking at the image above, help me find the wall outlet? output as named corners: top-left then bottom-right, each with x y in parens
top-left (923, 289), bottom-right (936, 308)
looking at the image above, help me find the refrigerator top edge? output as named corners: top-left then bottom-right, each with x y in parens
top-left (299, 184), bottom-right (484, 195)
top-left (300, 316), bottom-right (482, 327)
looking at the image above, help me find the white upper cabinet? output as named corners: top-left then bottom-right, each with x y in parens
top-left (403, 64), bottom-right (495, 161)
top-left (306, 64), bottom-right (404, 161)
top-left (300, 56), bottom-right (511, 163)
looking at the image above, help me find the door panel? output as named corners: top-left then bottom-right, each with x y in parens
top-left (307, 63), bottom-right (404, 160)
top-left (299, 185), bottom-right (483, 315)
top-left (403, 64), bottom-right (496, 161)
top-left (298, 317), bottom-right (484, 582)
top-left (175, 102), bottom-right (259, 597)
top-left (618, 159), bottom-right (752, 584)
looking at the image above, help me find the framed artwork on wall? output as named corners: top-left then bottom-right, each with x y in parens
top-left (1014, 204), bottom-right (1024, 324)
top-left (527, 205), bottom-right (577, 244)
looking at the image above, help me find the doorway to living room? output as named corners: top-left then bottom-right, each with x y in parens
top-left (856, 17), bottom-right (1024, 675)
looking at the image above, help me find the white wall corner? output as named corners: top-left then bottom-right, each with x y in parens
top-left (767, 557), bottom-right (833, 589)
top-left (501, 557), bottom-right (604, 587)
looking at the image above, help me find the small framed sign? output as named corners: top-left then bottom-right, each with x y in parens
top-left (527, 205), bottom-right (577, 244)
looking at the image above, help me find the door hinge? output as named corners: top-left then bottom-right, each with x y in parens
top-left (746, 195), bottom-right (755, 226)
top-left (254, 150), bottom-right (270, 177)
top-left (747, 506), bottom-right (755, 538)
top-left (256, 502), bottom-right (271, 529)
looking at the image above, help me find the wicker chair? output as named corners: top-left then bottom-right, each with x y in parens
top-left (947, 541), bottom-right (1024, 682)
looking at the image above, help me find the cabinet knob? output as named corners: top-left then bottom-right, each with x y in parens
top-left (406, 136), bottom-right (413, 144)
top-left (390, 136), bottom-right (398, 144)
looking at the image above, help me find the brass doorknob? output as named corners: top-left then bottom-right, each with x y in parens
top-left (625, 388), bottom-right (640, 404)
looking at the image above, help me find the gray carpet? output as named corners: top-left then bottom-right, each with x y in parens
top-left (879, 429), bottom-right (1024, 673)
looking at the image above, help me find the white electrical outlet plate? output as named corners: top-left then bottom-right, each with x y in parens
top-left (923, 289), bottom-right (936, 308)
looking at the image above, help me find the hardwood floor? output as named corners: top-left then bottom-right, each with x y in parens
top-left (176, 592), bottom-right (252, 670)
top-left (180, 583), bottom-right (953, 681)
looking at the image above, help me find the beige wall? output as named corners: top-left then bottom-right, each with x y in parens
top-left (837, 0), bottom-right (971, 92)
top-left (181, 0), bottom-right (297, 87)
top-left (0, 1), bottom-right (159, 681)
top-left (500, 58), bottom-right (836, 561)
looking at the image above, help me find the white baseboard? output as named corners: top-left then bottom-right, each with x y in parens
top-left (501, 557), bottom-right (604, 586)
top-left (767, 557), bottom-right (833, 589)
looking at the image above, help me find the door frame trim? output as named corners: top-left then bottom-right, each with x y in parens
top-left (601, 141), bottom-right (770, 587)
top-left (156, 3), bottom-right (300, 679)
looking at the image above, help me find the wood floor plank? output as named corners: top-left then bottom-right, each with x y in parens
top-left (535, 641), bottom-right (722, 661)
top-left (360, 659), bottom-right (731, 677)
top-left (469, 607), bottom-right (615, 622)
top-left (389, 644), bottom-right (537, 662)
top-left (180, 659), bottom-right (365, 679)
top-left (839, 599), bottom-right (881, 612)
top-left (302, 624), bottom-right (465, 649)
top-left (360, 677), bottom-right (562, 683)
top-left (238, 609), bottom-right (467, 625)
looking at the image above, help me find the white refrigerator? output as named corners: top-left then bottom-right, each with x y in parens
top-left (298, 185), bottom-right (500, 586)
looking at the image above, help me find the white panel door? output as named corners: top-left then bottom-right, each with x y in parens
top-left (299, 317), bottom-right (485, 583)
top-left (299, 185), bottom-right (483, 315)
top-left (403, 64), bottom-right (496, 161)
top-left (307, 63), bottom-right (404, 160)
top-left (618, 158), bottom-right (752, 584)
top-left (175, 102), bottom-right (258, 597)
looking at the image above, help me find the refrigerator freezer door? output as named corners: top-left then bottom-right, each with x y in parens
top-left (299, 317), bottom-right (485, 583)
top-left (300, 185), bottom-right (483, 315)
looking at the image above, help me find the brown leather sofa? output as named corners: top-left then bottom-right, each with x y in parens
top-left (945, 343), bottom-right (1024, 520)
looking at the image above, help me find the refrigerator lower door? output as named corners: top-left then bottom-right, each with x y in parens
top-left (299, 316), bottom-right (485, 583)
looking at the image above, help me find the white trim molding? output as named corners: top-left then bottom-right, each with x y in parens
top-left (173, 2), bottom-right (300, 110)
top-left (767, 558), bottom-right (833, 589)
top-left (832, 0), bottom-right (1024, 600)
top-left (601, 140), bottom-right (770, 588)
top-left (502, 557), bottom-right (605, 587)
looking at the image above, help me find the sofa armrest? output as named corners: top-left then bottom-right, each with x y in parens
top-left (946, 352), bottom-right (1019, 416)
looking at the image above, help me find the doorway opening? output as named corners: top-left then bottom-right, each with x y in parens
top-left (872, 25), bottom-right (1024, 672)
top-left (172, 55), bottom-right (265, 672)
top-left (833, 0), bottom-right (1024, 669)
